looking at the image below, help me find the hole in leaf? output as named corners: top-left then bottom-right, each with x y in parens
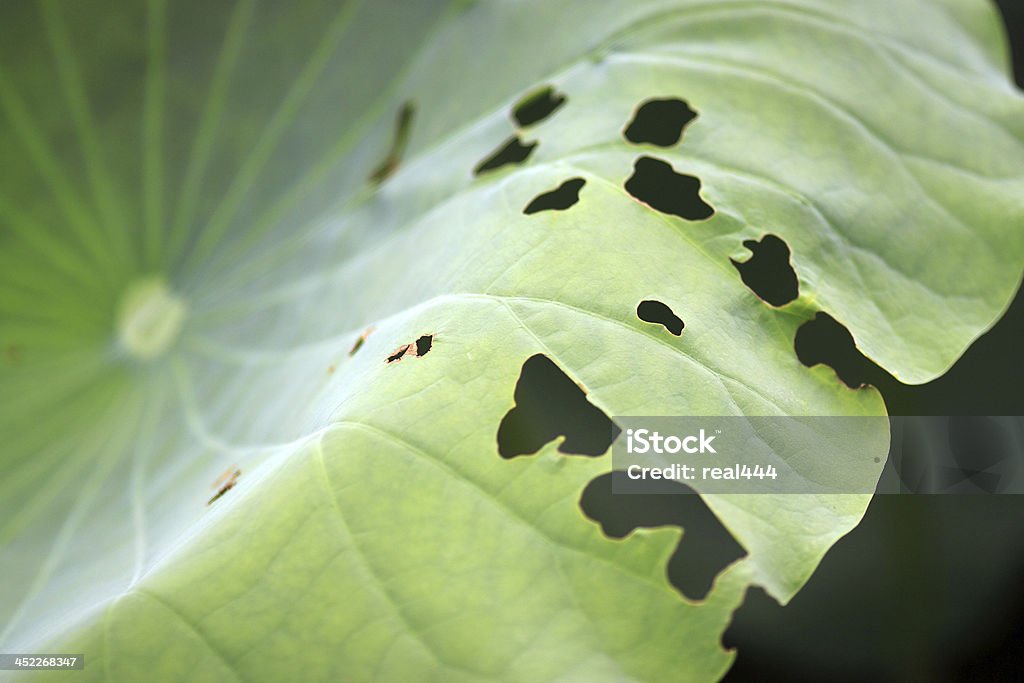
top-left (731, 234), bottom-right (799, 307)
top-left (497, 354), bottom-right (620, 458)
top-left (369, 101), bottom-right (415, 184)
top-left (523, 178), bottom-right (586, 214)
top-left (624, 156), bottom-right (714, 221)
top-left (795, 313), bottom-right (874, 388)
top-left (580, 472), bottom-right (747, 601)
top-left (513, 86), bottom-right (566, 127)
top-left (415, 334), bottom-right (432, 357)
top-left (474, 136), bottom-right (537, 175)
top-left (624, 98), bottom-right (698, 147)
top-left (385, 334), bottom-right (433, 364)
top-left (637, 300), bottom-right (684, 336)
top-left (387, 345), bottom-right (411, 363)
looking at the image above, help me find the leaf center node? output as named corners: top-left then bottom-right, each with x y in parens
top-left (116, 276), bottom-right (187, 360)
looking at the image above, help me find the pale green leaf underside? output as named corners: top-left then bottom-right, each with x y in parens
top-left (0, 0), bottom-right (1022, 680)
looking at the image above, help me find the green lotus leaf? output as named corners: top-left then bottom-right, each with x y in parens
top-left (1, 0), bottom-right (1021, 680)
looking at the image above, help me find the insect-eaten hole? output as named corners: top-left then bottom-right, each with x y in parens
top-left (624, 98), bottom-right (697, 147)
top-left (497, 354), bottom-right (620, 458)
top-left (731, 234), bottom-right (799, 307)
top-left (513, 85), bottom-right (567, 127)
top-left (386, 334), bottom-right (433, 364)
top-left (415, 334), bottom-right (432, 356)
top-left (474, 136), bottom-right (537, 175)
top-left (637, 300), bottom-right (684, 336)
top-left (795, 313), bottom-right (880, 388)
top-left (625, 156), bottom-right (714, 221)
top-left (523, 177), bottom-right (586, 214)
top-left (369, 101), bottom-right (415, 184)
top-left (580, 472), bottom-right (747, 601)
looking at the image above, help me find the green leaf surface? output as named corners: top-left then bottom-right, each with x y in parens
top-left (1, 0), bottom-right (1022, 680)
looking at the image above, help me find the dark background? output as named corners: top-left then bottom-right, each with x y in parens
top-left (724, 3), bottom-right (1024, 680)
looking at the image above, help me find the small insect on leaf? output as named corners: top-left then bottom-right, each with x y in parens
top-left (210, 466), bottom-right (238, 489)
top-left (208, 467), bottom-right (241, 505)
top-left (349, 326), bottom-right (376, 355)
